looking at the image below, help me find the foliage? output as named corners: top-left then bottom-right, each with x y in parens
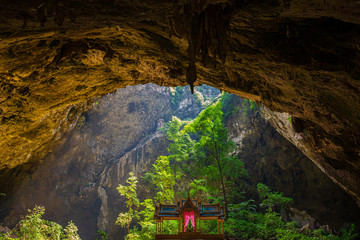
top-left (63, 221), bottom-right (81, 240)
top-left (136, 199), bottom-right (155, 240)
top-left (145, 156), bottom-right (175, 204)
top-left (96, 230), bottom-right (108, 240)
top-left (337, 223), bottom-right (359, 240)
top-left (0, 205), bottom-right (80, 240)
top-left (165, 116), bottom-right (194, 178)
top-left (276, 228), bottom-right (314, 240)
top-left (257, 183), bottom-right (293, 213)
top-left (116, 168), bottom-right (176, 240)
top-left (157, 97), bottom-right (247, 219)
top-left (257, 208), bottom-right (285, 239)
top-left (220, 93), bottom-right (241, 118)
top-left (115, 172), bottom-right (140, 234)
top-left (224, 200), bottom-right (259, 238)
top-left (170, 87), bottom-right (184, 110)
top-left (242, 99), bottom-right (259, 117)
top-left (124, 229), bottom-right (140, 240)
top-left (222, 184), bottom-right (358, 240)
top-left (186, 99), bottom-right (247, 218)
top-left (288, 115), bottom-right (292, 125)
top-left (189, 179), bottom-right (208, 198)
top-left (161, 221), bottom-right (179, 235)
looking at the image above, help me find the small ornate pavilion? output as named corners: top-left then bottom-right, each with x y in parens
top-left (154, 196), bottom-right (225, 239)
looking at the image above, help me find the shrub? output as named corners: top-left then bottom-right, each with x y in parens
top-left (0, 205), bottom-right (81, 240)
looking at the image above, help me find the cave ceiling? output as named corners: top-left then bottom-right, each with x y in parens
top-left (0, 0), bottom-right (360, 204)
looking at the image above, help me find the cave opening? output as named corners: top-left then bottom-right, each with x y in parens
top-left (1, 83), bottom-right (359, 239)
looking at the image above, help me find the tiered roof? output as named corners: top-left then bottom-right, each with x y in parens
top-left (154, 196), bottom-right (225, 220)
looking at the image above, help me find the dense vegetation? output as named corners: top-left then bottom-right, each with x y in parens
top-left (0, 206), bottom-right (80, 240)
top-left (116, 95), bottom-right (359, 240)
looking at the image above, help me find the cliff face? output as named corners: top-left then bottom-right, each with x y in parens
top-left (1, 85), bottom-right (359, 239)
top-left (224, 96), bottom-right (360, 231)
top-left (0, 0), bottom-right (360, 203)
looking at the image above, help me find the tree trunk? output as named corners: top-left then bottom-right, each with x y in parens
top-left (215, 156), bottom-right (228, 220)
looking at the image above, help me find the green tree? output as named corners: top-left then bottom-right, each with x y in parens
top-left (137, 199), bottom-right (155, 240)
top-left (0, 205), bottom-right (80, 240)
top-left (159, 98), bottom-right (247, 219)
top-left (146, 156), bottom-right (175, 204)
top-left (116, 159), bottom-right (176, 239)
top-left (165, 116), bottom-right (194, 179)
top-left (115, 172), bottom-right (140, 235)
top-left (63, 221), bottom-right (81, 240)
top-left (17, 205), bottom-right (63, 239)
top-left (96, 230), bottom-right (108, 240)
top-left (257, 183), bottom-right (293, 213)
top-left (189, 179), bottom-right (208, 199)
top-left (185, 100), bottom-right (246, 219)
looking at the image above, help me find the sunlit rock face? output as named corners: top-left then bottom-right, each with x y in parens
top-left (261, 108), bottom-right (360, 208)
top-left (0, 0), bottom-right (360, 209)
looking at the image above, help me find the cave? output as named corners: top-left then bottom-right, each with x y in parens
top-left (0, 0), bottom-right (360, 239)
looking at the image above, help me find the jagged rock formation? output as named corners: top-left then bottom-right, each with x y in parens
top-left (0, 0), bottom-right (360, 214)
top-left (0, 85), bottom-right (359, 239)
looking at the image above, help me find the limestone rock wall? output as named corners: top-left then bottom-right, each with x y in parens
top-left (224, 96), bottom-right (360, 230)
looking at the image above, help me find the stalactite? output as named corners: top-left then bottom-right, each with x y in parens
top-left (170, 0), bottom-right (234, 93)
